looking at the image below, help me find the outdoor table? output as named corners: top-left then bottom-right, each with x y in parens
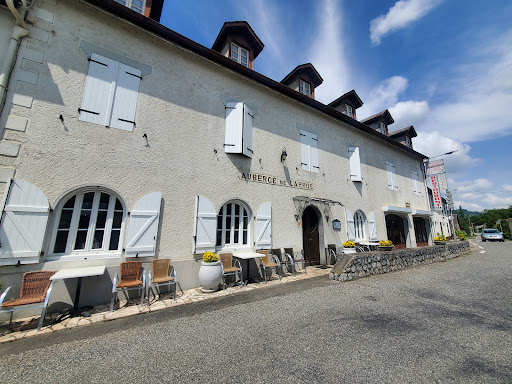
top-left (356, 242), bottom-right (380, 252)
top-left (233, 251), bottom-right (263, 285)
top-left (50, 266), bottom-right (106, 320)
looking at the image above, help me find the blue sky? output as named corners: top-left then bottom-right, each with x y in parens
top-left (160, 0), bottom-right (512, 211)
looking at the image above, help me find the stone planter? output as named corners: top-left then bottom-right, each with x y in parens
top-left (378, 246), bottom-right (393, 251)
top-left (198, 261), bottom-right (223, 292)
top-left (343, 248), bottom-right (357, 254)
top-left (434, 241), bottom-right (447, 246)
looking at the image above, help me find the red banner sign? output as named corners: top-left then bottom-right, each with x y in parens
top-left (430, 175), bottom-right (443, 210)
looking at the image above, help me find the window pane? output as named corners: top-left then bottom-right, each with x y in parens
top-left (234, 230), bottom-right (239, 244)
top-left (63, 196), bottom-right (76, 209)
top-left (113, 212), bottom-right (123, 229)
top-left (243, 231), bottom-right (247, 244)
top-left (99, 193), bottom-right (110, 210)
top-left (92, 230), bottom-right (104, 249)
top-left (82, 192), bottom-right (94, 210)
top-left (109, 230), bottom-right (120, 250)
top-left (58, 210), bottom-right (73, 229)
top-left (96, 210), bottom-right (107, 229)
top-left (74, 231), bottom-right (87, 250)
top-left (78, 210), bottom-right (92, 229)
top-left (54, 231), bottom-right (69, 253)
top-left (115, 198), bottom-right (123, 211)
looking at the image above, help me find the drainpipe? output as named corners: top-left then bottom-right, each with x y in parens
top-left (0, 0), bottom-right (31, 115)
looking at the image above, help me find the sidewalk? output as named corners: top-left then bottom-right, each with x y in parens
top-left (0, 266), bottom-right (330, 343)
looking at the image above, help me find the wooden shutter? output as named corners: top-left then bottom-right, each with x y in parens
top-left (193, 195), bottom-right (216, 253)
top-left (224, 102), bottom-right (243, 154)
top-left (242, 104), bottom-right (253, 158)
top-left (125, 192), bottom-right (161, 257)
top-left (109, 63), bottom-right (141, 131)
top-left (391, 163), bottom-right (398, 190)
top-left (368, 211), bottom-right (377, 240)
top-left (386, 161), bottom-right (397, 190)
top-left (300, 130), bottom-right (309, 171)
top-left (349, 146), bottom-right (362, 181)
top-left (411, 171), bottom-right (419, 194)
top-left (310, 133), bottom-right (319, 172)
top-left (255, 202), bottom-right (272, 249)
top-left (79, 53), bottom-right (117, 126)
top-left (0, 179), bottom-right (49, 265)
top-left (346, 208), bottom-right (355, 241)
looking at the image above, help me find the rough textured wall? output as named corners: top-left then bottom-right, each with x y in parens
top-left (330, 241), bottom-right (470, 281)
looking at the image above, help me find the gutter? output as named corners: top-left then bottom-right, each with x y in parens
top-left (0, 0), bottom-right (32, 116)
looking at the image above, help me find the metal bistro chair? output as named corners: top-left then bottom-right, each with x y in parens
top-left (272, 248), bottom-right (294, 276)
top-left (0, 271), bottom-right (56, 332)
top-left (219, 253), bottom-right (244, 289)
top-left (327, 244), bottom-right (339, 265)
top-left (110, 261), bottom-right (146, 312)
top-left (257, 250), bottom-right (282, 283)
top-left (284, 248), bottom-right (307, 275)
top-left (148, 259), bottom-right (177, 302)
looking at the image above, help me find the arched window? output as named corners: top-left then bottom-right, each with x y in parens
top-left (354, 211), bottom-right (366, 240)
top-left (51, 189), bottom-right (125, 256)
top-left (216, 201), bottom-right (251, 248)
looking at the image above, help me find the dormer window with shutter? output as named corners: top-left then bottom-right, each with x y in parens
top-left (389, 126), bottom-right (418, 149)
top-left (281, 64), bottom-right (323, 100)
top-left (224, 102), bottom-right (254, 158)
top-left (299, 79), bottom-right (311, 97)
top-left (328, 90), bottom-right (363, 119)
top-left (361, 109), bottom-right (394, 136)
top-left (231, 42), bottom-right (249, 67)
top-left (345, 104), bottom-right (353, 118)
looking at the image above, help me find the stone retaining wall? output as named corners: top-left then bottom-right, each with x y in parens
top-left (330, 241), bottom-right (470, 282)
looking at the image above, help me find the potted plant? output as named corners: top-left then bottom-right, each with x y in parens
top-left (378, 240), bottom-right (394, 251)
top-left (434, 234), bottom-right (447, 245)
top-left (198, 251), bottom-right (222, 292)
top-left (343, 241), bottom-right (356, 254)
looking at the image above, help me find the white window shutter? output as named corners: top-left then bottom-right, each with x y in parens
top-left (391, 163), bottom-right (398, 190)
top-left (349, 146), bottom-right (362, 181)
top-left (242, 104), bottom-right (253, 158)
top-left (125, 192), bottom-right (161, 257)
top-left (225, 102), bottom-right (243, 154)
top-left (310, 134), bottom-right (319, 172)
top-left (300, 131), bottom-right (310, 171)
top-left (193, 195), bottom-right (216, 253)
top-left (0, 179), bottom-right (50, 265)
top-left (386, 162), bottom-right (394, 189)
top-left (368, 211), bottom-right (378, 241)
top-left (79, 53), bottom-right (117, 126)
top-left (255, 202), bottom-right (272, 249)
top-left (109, 63), bottom-right (141, 131)
top-left (411, 171), bottom-right (419, 194)
top-left (346, 208), bottom-right (355, 241)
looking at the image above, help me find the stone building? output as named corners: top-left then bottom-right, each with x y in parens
top-left (0, 0), bottom-right (435, 308)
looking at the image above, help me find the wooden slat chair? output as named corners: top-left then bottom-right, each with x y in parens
top-left (219, 253), bottom-right (243, 289)
top-left (110, 261), bottom-right (146, 313)
top-left (0, 271), bottom-right (56, 332)
top-left (257, 250), bottom-right (282, 283)
top-left (284, 247), bottom-right (307, 275)
top-left (147, 259), bottom-right (177, 302)
top-left (272, 248), bottom-right (295, 276)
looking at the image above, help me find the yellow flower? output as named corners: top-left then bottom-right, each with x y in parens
top-left (343, 241), bottom-right (355, 248)
top-left (202, 251), bottom-right (219, 262)
top-left (379, 240), bottom-right (393, 246)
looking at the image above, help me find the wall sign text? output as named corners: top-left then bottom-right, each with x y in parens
top-left (239, 172), bottom-right (313, 190)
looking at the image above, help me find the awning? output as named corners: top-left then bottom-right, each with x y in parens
top-left (412, 209), bottom-right (434, 217)
top-left (382, 205), bottom-right (413, 214)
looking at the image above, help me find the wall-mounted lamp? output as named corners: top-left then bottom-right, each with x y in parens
top-left (281, 148), bottom-right (287, 162)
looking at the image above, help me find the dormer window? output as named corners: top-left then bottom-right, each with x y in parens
top-left (300, 79), bottom-right (311, 97)
top-left (231, 43), bottom-right (249, 67)
top-left (115, 0), bottom-right (145, 14)
top-left (345, 104), bottom-right (353, 118)
top-left (378, 121), bottom-right (387, 135)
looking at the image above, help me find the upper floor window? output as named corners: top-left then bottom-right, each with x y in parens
top-left (216, 201), bottom-right (251, 248)
top-left (299, 79), bottom-right (311, 97)
top-left (300, 130), bottom-right (319, 172)
top-left (224, 102), bottom-right (253, 158)
top-left (386, 161), bottom-right (398, 191)
top-left (231, 43), bottom-right (249, 67)
top-left (115, 0), bottom-right (145, 14)
top-left (411, 170), bottom-right (420, 195)
top-left (345, 104), bottom-right (353, 118)
top-left (348, 146), bottom-right (362, 182)
top-left (79, 53), bottom-right (141, 131)
top-left (51, 190), bottom-right (125, 256)
top-left (378, 121), bottom-right (387, 135)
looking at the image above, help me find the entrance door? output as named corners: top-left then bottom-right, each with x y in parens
top-left (302, 206), bottom-right (320, 265)
top-left (413, 217), bottom-right (429, 247)
top-left (385, 214), bottom-right (406, 249)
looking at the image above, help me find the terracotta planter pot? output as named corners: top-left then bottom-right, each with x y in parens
top-left (198, 261), bottom-right (222, 292)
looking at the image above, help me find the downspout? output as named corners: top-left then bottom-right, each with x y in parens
top-left (0, 0), bottom-right (32, 115)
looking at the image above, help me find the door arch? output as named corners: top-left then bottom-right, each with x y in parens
top-left (302, 206), bottom-right (320, 265)
top-left (385, 214), bottom-right (406, 249)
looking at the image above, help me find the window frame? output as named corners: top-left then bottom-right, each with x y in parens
top-left (48, 188), bottom-right (127, 261)
top-left (299, 79), bottom-right (311, 97)
top-left (216, 200), bottom-right (252, 251)
top-left (230, 42), bottom-right (249, 67)
top-left (114, 0), bottom-right (146, 14)
top-left (345, 104), bottom-right (353, 118)
top-left (378, 121), bottom-right (387, 135)
top-left (354, 211), bottom-right (367, 241)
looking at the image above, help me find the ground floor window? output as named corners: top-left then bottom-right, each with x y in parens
top-left (216, 201), bottom-right (250, 248)
top-left (385, 214), bottom-right (406, 249)
top-left (354, 211), bottom-right (366, 240)
top-left (51, 190), bottom-right (125, 255)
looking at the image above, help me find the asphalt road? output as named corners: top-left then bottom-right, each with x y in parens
top-left (0, 240), bottom-right (511, 383)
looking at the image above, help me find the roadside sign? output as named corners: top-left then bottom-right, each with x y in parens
top-left (437, 173), bottom-right (448, 191)
top-left (446, 190), bottom-right (454, 210)
top-left (428, 159), bottom-right (444, 167)
top-left (427, 164), bottom-right (445, 175)
top-left (430, 175), bottom-right (443, 210)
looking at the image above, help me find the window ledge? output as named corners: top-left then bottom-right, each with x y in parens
top-left (46, 252), bottom-right (122, 262)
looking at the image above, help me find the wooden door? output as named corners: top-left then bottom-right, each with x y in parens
top-left (302, 206), bottom-right (320, 265)
top-left (385, 214), bottom-right (406, 249)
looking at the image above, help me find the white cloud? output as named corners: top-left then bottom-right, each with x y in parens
top-left (389, 100), bottom-right (429, 128)
top-left (370, 0), bottom-right (441, 45)
top-left (309, 0), bottom-right (350, 103)
top-left (358, 76), bottom-right (408, 119)
top-left (450, 179), bottom-right (512, 211)
top-left (503, 184), bottom-right (512, 192)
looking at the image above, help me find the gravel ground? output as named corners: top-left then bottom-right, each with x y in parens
top-left (0, 240), bottom-right (511, 383)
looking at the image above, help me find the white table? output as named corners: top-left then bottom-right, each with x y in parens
top-left (233, 251), bottom-right (263, 284)
top-left (356, 242), bottom-right (379, 252)
top-left (51, 266), bottom-right (106, 319)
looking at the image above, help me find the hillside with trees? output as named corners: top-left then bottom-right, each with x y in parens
top-left (457, 206), bottom-right (512, 239)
